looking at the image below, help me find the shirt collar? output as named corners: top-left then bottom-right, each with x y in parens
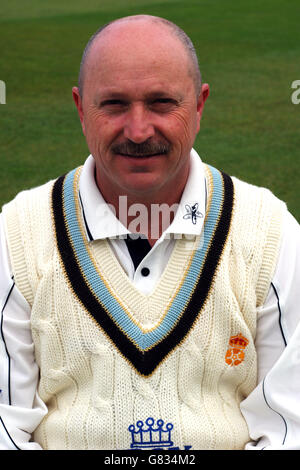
top-left (79, 148), bottom-right (207, 242)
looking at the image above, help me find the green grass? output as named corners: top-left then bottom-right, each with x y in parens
top-left (1, 0), bottom-right (300, 219)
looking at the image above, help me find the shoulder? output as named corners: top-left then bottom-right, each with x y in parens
top-left (2, 178), bottom-right (56, 214)
top-left (2, 174), bottom-right (64, 258)
top-left (203, 163), bottom-right (287, 226)
top-left (230, 174), bottom-right (287, 233)
top-left (231, 174), bottom-right (285, 204)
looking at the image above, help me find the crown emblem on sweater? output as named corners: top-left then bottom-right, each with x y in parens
top-left (128, 418), bottom-right (174, 449)
top-left (183, 203), bottom-right (203, 224)
top-left (225, 333), bottom-right (249, 366)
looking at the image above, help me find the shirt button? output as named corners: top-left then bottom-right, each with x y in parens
top-left (141, 267), bottom-right (150, 277)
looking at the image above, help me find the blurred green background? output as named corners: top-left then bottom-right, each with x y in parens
top-left (1, 0), bottom-right (299, 219)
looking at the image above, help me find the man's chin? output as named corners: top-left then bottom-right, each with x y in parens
top-left (117, 172), bottom-right (166, 195)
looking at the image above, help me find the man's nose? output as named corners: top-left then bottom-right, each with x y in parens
top-left (123, 104), bottom-right (155, 143)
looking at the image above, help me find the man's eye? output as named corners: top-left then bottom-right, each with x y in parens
top-left (100, 100), bottom-right (127, 109)
top-left (150, 98), bottom-right (177, 111)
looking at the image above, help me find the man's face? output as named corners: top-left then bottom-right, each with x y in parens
top-left (73, 21), bottom-right (209, 202)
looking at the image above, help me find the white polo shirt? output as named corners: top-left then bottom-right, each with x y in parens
top-left (1, 149), bottom-right (300, 450)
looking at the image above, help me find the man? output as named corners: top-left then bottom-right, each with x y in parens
top-left (0, 15), bottom-right (300, 450)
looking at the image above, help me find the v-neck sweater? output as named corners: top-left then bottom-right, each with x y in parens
top-left (2, 164), bottom-right (284, 450)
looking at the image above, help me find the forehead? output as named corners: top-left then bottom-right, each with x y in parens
top-left (84, 20), bottom-right (193, 95)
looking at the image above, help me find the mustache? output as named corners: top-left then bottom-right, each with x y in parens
top-left (111, 139), bottom-right (171, 157)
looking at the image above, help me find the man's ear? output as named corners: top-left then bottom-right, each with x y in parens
top-left (72, 87), bottom-right (86, 135)
top-left (196, 83), bottom-right (210, 132)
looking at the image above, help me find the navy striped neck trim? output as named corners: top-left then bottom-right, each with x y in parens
top-left (51, 165), bottom-right (234, 376)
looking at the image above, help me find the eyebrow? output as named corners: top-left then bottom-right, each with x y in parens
top-left (94, 90), bottom-right (183, 105)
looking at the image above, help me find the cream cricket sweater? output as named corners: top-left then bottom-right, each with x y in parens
top-left (2, 164), bottom-right (284, 450)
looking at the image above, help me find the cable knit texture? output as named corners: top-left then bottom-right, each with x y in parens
top-left (2, 167), bottom-right (285, 450)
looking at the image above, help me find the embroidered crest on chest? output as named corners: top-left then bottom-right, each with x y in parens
top-left (225, 333), bottom-right (249, 366)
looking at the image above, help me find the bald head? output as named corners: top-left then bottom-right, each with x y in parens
top-left (77, 15), bottom-right (202, 100)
